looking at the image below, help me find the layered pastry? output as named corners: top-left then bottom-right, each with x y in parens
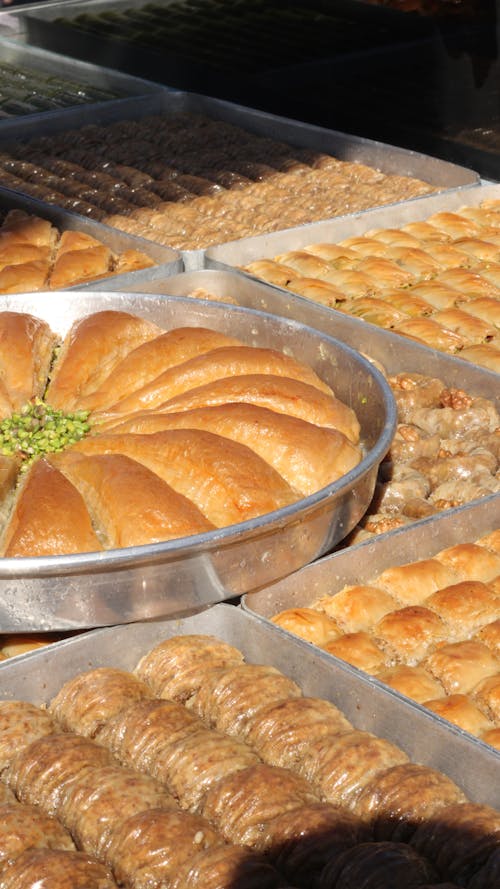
top-left (1, 631), bottom-right (495, 888)
top-left (243, 198), bottom-right (500, 373)
top-left (0, 113), bottom-right (436, 252)
top-left (0, 309), bottom-right (361, 558)
top-left (272, 532), bottom-right (500, 745)
top-left (0, 210), bottom-right (154, 292)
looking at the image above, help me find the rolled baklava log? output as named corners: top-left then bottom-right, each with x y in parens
top-left (244, 697), bottom-right (352, 770)
top-left (411, 802), bottom-right (500, 886)
top-left (298, 730), bottom-right (409, 809)
top-left (170, 843), bottom-right (285, 889)
top-left (134, 635), bottom-right (244, 702)
top-left (0, 701), bottom-right (55, 774)
top-left (6, 732), bottom-right (112, 817)
top-left (106, 807), bottom-right (223, 888)
top-left (186, 664), bottom-right (302, 738)
top-left (200, 763), bottom-right (319, 846)
top-left (353, 763), bottom-right (466, 842)
top-left (57, 764), bottom-right (177, 861)
top-left (96, 699), bottom-right (203, 772)
top-left (49, 667), bottom-right (153, 737)
top-left (150, 727), bottom-right (260, 813)
top-left (0, 785), bottom-right (14, 804)
top-left (0, 848), bottom-right (118, 888)
top-left (254, 802), bottom-right (369, 887)
top-left (0, 802), bottom-right (75, 873)
top-left (317, 841), bottom-right (437, 889)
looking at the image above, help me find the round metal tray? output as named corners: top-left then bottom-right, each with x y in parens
top-left (0, 291), bottom-right (396, 631)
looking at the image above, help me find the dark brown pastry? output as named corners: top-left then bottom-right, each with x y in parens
top-left (49, 667), bottom-right (152, 737)
top-left (317, 840), bottom-right (436, 889)
top-left (0, 802), bottom-right (75, 873)
top-left (134, 635), bottom-right (244, 701)
top-left (0, 848), bottom-right (118, 888)
top-left (0, 701), bottom-right (55, 774)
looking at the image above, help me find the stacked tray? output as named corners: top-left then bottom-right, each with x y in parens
top-left (0, 186), bottom-right (181, 292)
top-left (0, 91), bottom-right (478, 271)
top-left (0, 290), bottom-right (394, 631)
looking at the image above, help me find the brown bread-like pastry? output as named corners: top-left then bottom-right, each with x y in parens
top-left (375, 665), bottom-right (445, 704)
top-left (170, 844), bottom-right (284, 889)
top-left (80, 327), bottom-right (244, 412)
top-left (471, 673), bottom-right (500, 722)
top-left (46, 310), bottom-right (163, 410)
top-left (256, 802), bottom-right (368, 886)
top-left (0, 784), bottom-right (15, 804)
top-left (475, 619), bottom-right (500, 657)
top-left (459, 343), bottom-right (500, 373)
top-left (434, 543), bottom-right (500, 582)
top-left (300, 730), bottom-right (409, 809)
top-left (106, 807), bottom-right (223, 887)
top-left (374, 606), bottom-right (447, 665)
top-left (0, 848), bottom-right (118, 888)
top-left (0, 209), bottom-right (57, 248)
top-left (0, 802), bottom-right (75, 873)
top-left (0, 260), bottom-right (49, 293)
top-left (200, 763), bottom-right (319, 846)
top-left (134, 634), bottom-right (244, 701)
top-left (314, 585), bottom-right (398, 633)
top-left (271, 607), bottom-right (341, 645)
top-left (187, 663), bottom-right (302, 737)
top-left (52, 451), bottom-right (216, 547)
top-left (49, 666), bottom-right (152, 737)
top-left (71, 429), bottom-right (299, 527)
top-left (0, 311), bottom-right (56, 411)
top-left (50, 244), bottom-right (112, 289)
top-left (7, 732), bottom-right (112, 817)
top-left (0, 701), bottom-right (55, 773)
top-left (423, 640), bottom-right (499, 694)
top-left (1, 458), bottom-right (103, 558)
top-left (477, 529), bottom-right (500, 553)
top-left (353, 763), bottom-right (466, 841)
top-left (58, 764), bottom-right (176, 860)
top-left (411, 801), bottom-right (500, 886)
top-left (424, 694), bottom-right (493, 736)
top-left (245, 696), bottom-right (352, 770)
top-left (100, 403), bottom-right (361, 497)
top-left (322, 632), bottom-right (388, 674)
top-left (145, 373), bottom-right (360, 442)
top-left (317, 840), bottom-right (436, 889)
top-left (424, 581), bottom-right (500, 640)
top-left (375, 559), bottom-right (460, 605)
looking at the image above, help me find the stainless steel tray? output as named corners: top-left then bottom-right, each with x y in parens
top-left (0, 291), bottom-right (395, 632)
top-left (0, 186), bottom-right (182, 290)
top-left (243, 495), bottom-right (500, 798)
top-left (127, 268), bottom-right (500, 402)
top-left (0, 37), bottom-right (162, 127)
top-left (0, 602), bottom-right (497, 808)
top-left (0, 90), bottom-right (479, 270)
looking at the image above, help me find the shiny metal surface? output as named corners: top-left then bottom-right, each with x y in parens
top-left (0, 291), bottom-right (395, 631)
top-left (0, 186), bottom-right (182, 289)
top-left (0, 601), bottom-right (497, 807)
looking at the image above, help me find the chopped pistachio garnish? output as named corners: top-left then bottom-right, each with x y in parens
top-left (0, 398), bottom-right (91, 469)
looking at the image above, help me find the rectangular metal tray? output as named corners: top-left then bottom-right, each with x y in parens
top-left (0, 90), bottom-right (479, 269)
top-left (126, 267), bottom-right (500, 402)
top-left (242, 495), bottom-right (500, 807)
top-left (0, 186), bottom-right (182, 290)
top-left (0, 37), bottom-right (162, 128)
top-left (0, 601), bottom-right (497, 808)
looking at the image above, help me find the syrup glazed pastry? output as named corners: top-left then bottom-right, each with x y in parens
top-left (243, 197), bottom-right (500, 372)
top-left (0, 209), bottom-right (155, 293)
top-left (0, 309), bottom-right (361, 558)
